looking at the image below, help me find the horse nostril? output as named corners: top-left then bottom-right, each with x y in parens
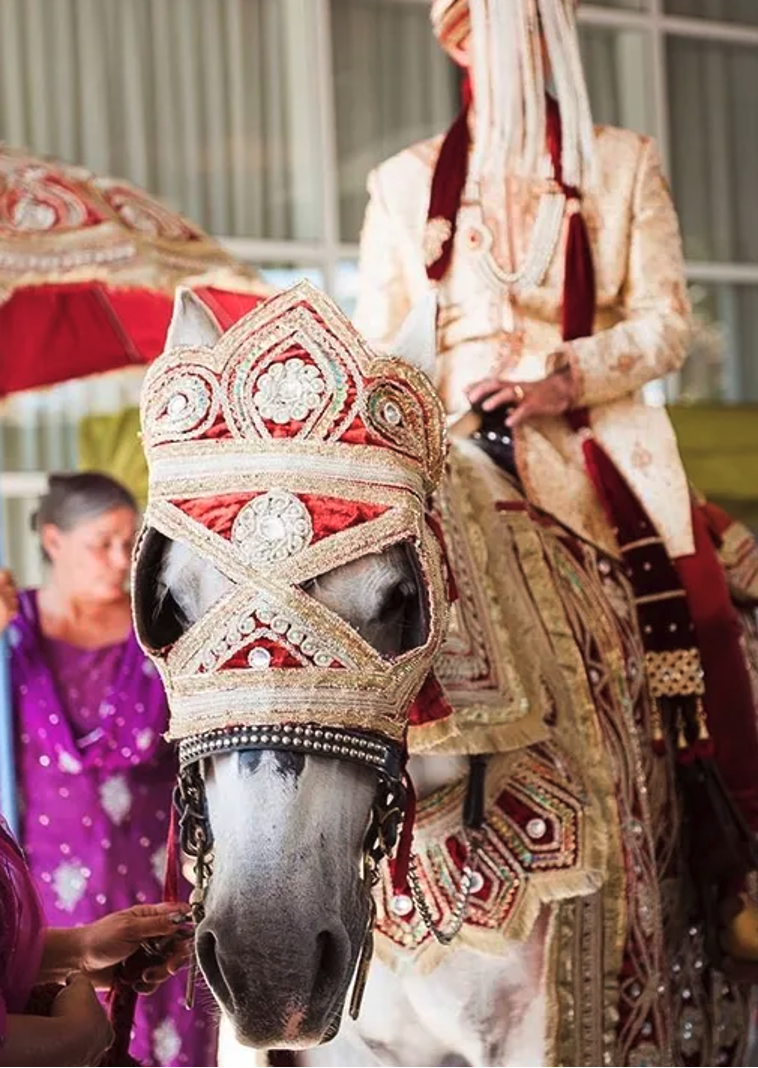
top-left (311, 927), bottom-right (349, 1004)
top-left (197, 929), bottom-right (233, 1011)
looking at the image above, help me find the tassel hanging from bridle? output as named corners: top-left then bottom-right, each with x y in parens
top-left (426, 509), bottom-right (460, 604)
top-left (390, 771), bottom-right (417, 898)
top-left (163, 802), bottom-right (181, 903)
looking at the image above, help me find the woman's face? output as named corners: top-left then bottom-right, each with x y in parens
top-left (42, 506), bottom-right (138, 601)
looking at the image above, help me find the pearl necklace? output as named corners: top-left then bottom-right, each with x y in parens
top-left (479, 189), bottom-right (566, 293)
top-left (475, 153), bottom-right (567, 293)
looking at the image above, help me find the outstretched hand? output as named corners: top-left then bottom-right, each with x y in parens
top-left (80, 903), bottom-right (194, 992)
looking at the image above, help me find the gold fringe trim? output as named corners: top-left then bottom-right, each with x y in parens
top-left (411, 441), bottom-right (550, 757)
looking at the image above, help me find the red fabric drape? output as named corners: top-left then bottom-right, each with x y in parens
top-left (426, 77), bottom-right (472, 283)
top-left (0, 283), bottom-right (265, 397)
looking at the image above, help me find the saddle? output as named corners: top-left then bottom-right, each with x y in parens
top-left (452, 401), bottom-right (520, 483)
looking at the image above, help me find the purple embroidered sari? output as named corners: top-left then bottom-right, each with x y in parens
top-left (0, 816), bottom-right (45, 1043)
top-left (9, 590), bottom-right (217, 1067)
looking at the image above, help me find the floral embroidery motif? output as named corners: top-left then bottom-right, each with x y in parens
top-left (253, 357), bottom-right (326, 424)
top-left (231, 489), bottom-right (313, 565)
top-left (53, 861), bottom-right (88, 912)
top-left (58, 751), bottom-right (82, 775)
top-left (631, 443), bottom-right (653, 470)
top-left (153, 1019), bottom-right (182, 1065)
top-left (99, 774), bottom-right (133, 826)
top-left (423, 217), bottom-right (453, 267)
top-left (135, 727), bottom-right (155, 752)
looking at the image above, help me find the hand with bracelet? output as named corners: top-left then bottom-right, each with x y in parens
top-left (466, 352), bottom-right (576, 429)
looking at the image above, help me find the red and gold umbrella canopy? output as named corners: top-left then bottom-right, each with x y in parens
top-left (0, 145), bottom-right (270, 395)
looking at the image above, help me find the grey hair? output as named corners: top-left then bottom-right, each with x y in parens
top-left (32, 472), bottom-right (137, 544)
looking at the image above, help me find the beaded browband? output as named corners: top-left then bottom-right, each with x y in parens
top-left (178, 722), bottom-right (404, 780)
top-left (134, 281), bottom-right (450, 760)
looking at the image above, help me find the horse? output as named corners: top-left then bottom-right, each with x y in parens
top-left (133, 283), bottom-right (751, 1068)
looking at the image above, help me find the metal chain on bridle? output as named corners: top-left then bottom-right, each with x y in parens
top-left (402, 752), bottom-right (487, 945)
top-left (172, 726), bottom-right (488, 1011)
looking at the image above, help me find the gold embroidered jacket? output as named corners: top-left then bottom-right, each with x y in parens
top-left (354, 125), bottom-right (695, 558)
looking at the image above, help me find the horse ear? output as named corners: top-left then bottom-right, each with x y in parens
top-left (390, 292), bottom-right (438, 381)
top-left (164, 287), bottom-right (223, 351)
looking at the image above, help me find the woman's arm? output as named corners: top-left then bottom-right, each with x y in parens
top-left (0, 570), bottom-right (18, 635)
top-left (39, 904), bottom-right (193, 989)
top-left (38, 927), bottom-right (82, 983)
top-left (0, 975), bottom-right (113, 1067)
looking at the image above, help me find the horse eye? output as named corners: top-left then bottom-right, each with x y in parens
top-left (381, 580), bottom-right (416, 619)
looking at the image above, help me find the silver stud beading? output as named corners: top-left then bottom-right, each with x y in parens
top-left (178, 722), bottom-right (403, 781)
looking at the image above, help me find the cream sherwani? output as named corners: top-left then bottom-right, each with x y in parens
top-left (354, 125), bottom-right (695, 558)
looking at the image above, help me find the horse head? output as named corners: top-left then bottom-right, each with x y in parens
top-left (132, 283), bottom-right (450, 1048)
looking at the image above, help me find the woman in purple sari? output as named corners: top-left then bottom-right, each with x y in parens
top-left (0, 472), bottom-right (217, 1067)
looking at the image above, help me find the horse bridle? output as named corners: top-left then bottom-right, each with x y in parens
top-left (173, 721), bottom-right (409, 1018)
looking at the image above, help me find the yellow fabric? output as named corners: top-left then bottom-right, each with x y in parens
top-left (354, 126), bottom-right (694, 558)
top-left (77, 407), bottom-right (147, 507)
top-left (668, 403), bottom-right (758, 503)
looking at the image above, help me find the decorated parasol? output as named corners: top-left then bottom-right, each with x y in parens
top-left (0, 144), bottom-right (271, 830)
top-left (0, 144), bottom-right (271, 395)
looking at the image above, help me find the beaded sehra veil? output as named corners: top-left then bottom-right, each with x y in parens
top-left (430, 0), bottom-right (593, 189)
top-left (133, 281), bottom-right (451, 754)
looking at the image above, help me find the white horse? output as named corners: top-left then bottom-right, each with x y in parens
top-left (138, 294), bottom-right (546, 1067)
top-left (136, 291), bottom-right (748, 1068)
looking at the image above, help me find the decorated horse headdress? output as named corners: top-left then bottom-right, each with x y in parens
top-left (134, 281), bottom-right (449, 776)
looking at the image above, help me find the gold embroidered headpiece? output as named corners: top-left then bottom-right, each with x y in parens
top-left (430, 0), bottom-right (593, 188)
top-left (133, 281), bottom-right (450, 766)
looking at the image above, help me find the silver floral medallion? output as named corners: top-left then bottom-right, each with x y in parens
top-left (163, 373), bottom-right (213, 432)
top-left (253, 357), bottom-right (326, 424)
top-left (232, 489), bottom-right (313, 564)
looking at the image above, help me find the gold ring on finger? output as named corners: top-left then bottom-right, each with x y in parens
top-left (513, 384), bottom-right (525, 404)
